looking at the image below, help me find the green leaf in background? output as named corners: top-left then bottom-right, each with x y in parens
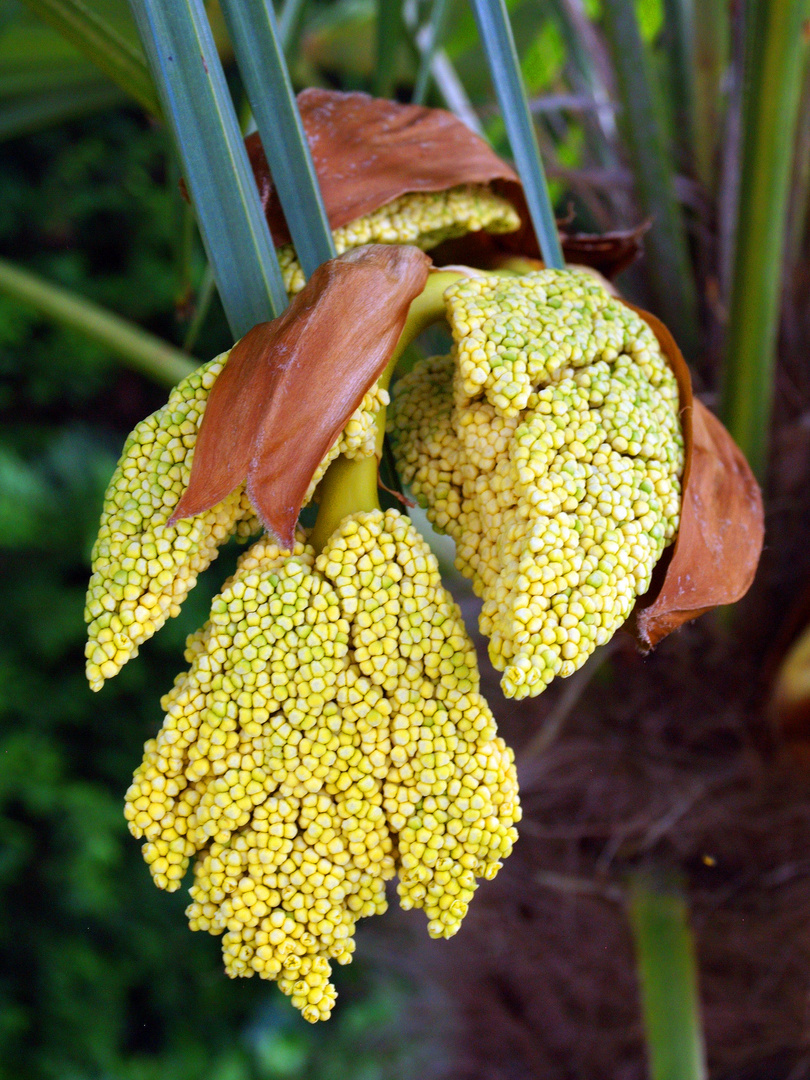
top-left (129, 0), bottom-right (288, 336)
top-left (601, 0), bottom-right (699, 357)
top-left (521, 17), bottom-right (566, 96)
top-left (785, 50), bottom-right (810, 280)
top-left (0, 81), bottom-right (125, 142)
top-left (0, 442), bottom-right (54, 547)
top-left (692, 0), bottom-right (728, 193)
top-left (469, 0), bottom-right (564, 269)
top-left (219, 0), bottom-right (335, 277)
top-left (635, 0), bottom-right (663, 43)
top-left (0, 5), bottom-right (105, 97)
top-left (412, 0), bottom-right (451, 105)
top-left (300, 0), bottom-right (376, 83)
top-left (661, 0), bottom-right (698, 176)
top-left (373, 0), bottom-right (407, 98)
top-left (17, 0), bottom-right (161, 115)
top-left (0, 256), bottom-right (195, 387)
top-left (443, 0), bottom-right (520, 62)
top-left (720, 0), bottom-right (810, 479)
top-left (277, 0), bottom-right (307, 54)
top-left (546, 0), bottom-right (620, 186)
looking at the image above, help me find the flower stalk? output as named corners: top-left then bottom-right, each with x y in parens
top-left (310, 268), bottom-right (466, 550)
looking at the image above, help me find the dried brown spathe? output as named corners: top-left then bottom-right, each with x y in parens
top-left (171, 244), bottom-right (430, 549)
top-left (625, 305), bottom-right (764, 648)
top-left (245, 88), bottom-right (646, 281)
top-left (246, 89), bottom-right (521, 247)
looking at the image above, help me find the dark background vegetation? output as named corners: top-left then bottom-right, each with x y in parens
top-left (3, 0), bottom-right (810, 1078)
top-left (0, 108), bottom-right (421, 1080)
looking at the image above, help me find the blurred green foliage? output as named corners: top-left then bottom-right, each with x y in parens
top-left (2, 0), bottom-right (792, 1071)
top-left (0, 109), bottom-right (412, 1080)
top-left (0, 7), bottom-right (578, 1071)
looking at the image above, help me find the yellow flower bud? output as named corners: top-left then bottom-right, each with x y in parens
top-left (389, 269), bottom-right (684, 698)
top-left (126, 510), bottom-right (520, 1020)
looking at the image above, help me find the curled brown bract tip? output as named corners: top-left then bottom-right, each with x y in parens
top-left (171, 244), bottom-right (431, 550)
top-left (429, 213), bottom-right (648, 281)
top-left (623, 304), bottom-right (764, 650)
top-left (557, 222), bottom-right (649, 279)
top-left (245, 88), bottom-right (521, 246)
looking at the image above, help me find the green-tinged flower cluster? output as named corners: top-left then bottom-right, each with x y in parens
top-left (389, 270), bottom-right (684, 699)
top-left (279, 184), bottom-right (520, 296)
top-left (84, 355), bottom-right (387, 691)
top-left (125, 509), bottom-right (520, 1022)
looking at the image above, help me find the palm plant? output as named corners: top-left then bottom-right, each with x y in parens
top-left (5, 0), bottom-right (807, 1075)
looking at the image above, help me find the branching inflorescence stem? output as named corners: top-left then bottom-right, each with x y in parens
top-left (310, 270), bottom-right (466, 550)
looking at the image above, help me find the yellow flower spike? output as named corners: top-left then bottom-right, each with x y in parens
top-left (389, 269), bottom-right (685, 698)
top-left (444, 269), bottom-right (672, 417)
top-left (84, 354), bottom-right (257, 691)
top-left (278, 185), bottom-right (520, 297)
top-left (84, 358), bottom-right (388, 692)
top-left (127, 508), bottom-right (520, 1020)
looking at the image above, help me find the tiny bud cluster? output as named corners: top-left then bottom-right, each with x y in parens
top-left (278, 184), bottom-right (520, 296)
top-left (125, 509), bottom-right (520, 1021)
top-left (389, 270), bottom-right (684, 698)
top-left (84, 359), bottom-right (386, 691)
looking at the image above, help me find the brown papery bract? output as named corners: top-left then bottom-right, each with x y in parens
top-left (245, 89), bottom-right (644, 282)
top-left (624, 305), bottom-right (764, 649)
top-left (429, 216), bottom-right (648, 281)
top-left (246, 88), bottom-right (521, 246)
top-left (170, 244), bottom-right (430, 549)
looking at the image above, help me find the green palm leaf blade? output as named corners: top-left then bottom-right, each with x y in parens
top-left (129, 0), bottom-right (288, 336)
top-left (469, 0), bottom-right (564, 270)
top-left (18, 0), bottom-right (160, 115)
top-left (219, 0), bottom-right (335, 277)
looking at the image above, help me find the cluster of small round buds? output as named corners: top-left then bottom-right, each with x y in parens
top-left (304, 381), bottom-right (390, 505)
top-left (444, 269), bottom-right (667, 416)
top-left (389, 270), bottom-right (684, 698)
top-left (387, 355), bottom-right (466, 538)
top-left (383, 682), bottom-right (519, 937)
top-left (85, 353), bottom-right (262, 692)
top-left (86, 355), bottom-right (388, 692)
top-left (277, 184), bottom-right (521, 296)
top-left (127, 509), bottom-right (520, 1019)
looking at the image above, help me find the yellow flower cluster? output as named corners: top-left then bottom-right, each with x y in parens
top-left (125, 509), bottom-right (520, 1021)
top-left (85, 355), bottom-right (387, 692)
top-left (278, 184), bottom-right (520, 296)
top-left (389, 270), bottom-right (684, 699)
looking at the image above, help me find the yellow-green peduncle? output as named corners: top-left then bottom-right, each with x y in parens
top-left (310, 270), bottom-right (465, 550)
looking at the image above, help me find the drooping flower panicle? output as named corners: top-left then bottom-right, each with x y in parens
top-left (84, 355), bottom-right (258, 692)
top-left (124, 509), bottom-right (520, 1021)
top-left (85, 246), bottom-right (430, 691)
top-left (88, 227), bottom-right (761, 1025)
top-left (389, 269), bottom-right (684, 697)
top-left (87, 87), bottom-right (765, 1028)
top-left (84, 356), bottom-right (388, 692)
